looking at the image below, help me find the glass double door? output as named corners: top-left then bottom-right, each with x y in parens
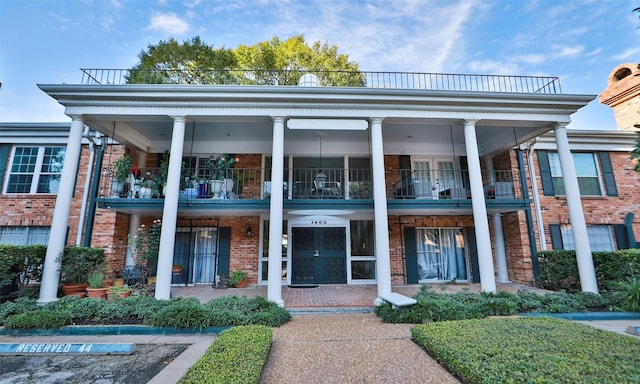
top-left (291, 227), bottom-right (347, 284)
top-left (172, 228), bottom-right (217, 285)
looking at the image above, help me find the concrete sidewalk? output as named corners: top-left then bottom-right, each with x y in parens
top-left (260, 313), bottom-right (460, 384)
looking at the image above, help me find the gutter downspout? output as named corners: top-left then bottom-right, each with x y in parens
top-left (527, 139), bottom-right (547, 251)
top-left (76, 129), bottom-right (97, 246)
top-left (83, 135), bottom-right (106, 247)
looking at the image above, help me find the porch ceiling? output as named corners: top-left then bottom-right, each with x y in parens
top-left (86, 115), bottom-right (551, 157)
top-left (39, 83), bottom-right (592, 157)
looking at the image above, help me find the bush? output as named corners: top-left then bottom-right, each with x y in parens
top-left (375, 285), bottom-right (616, 324)
top-left (178, 325), bottom-right (272, 384)
top-left (618, 276), bottom-right (640, 312)
top-left (0, 297), bottom-right (39, 325)
top-left (412, 317), bottom-right (640, 383)
top-left (539, 249), bottom-right (640, 293)
top-left (59, 246), bottom-right (105, 285)
top-left (4, 310), bottom-right (73, 329)
top-left (1, 294), bottom-right (291, 329)
top-left (0, 245), bottom-right (46, 288)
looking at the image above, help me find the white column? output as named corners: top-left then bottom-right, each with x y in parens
top-left (155, 116), bottom-right (186, 300)
top-left (370, 117), bottom-right (392, 304)
top-left (125, 214), bottom-right (140, 266)
top-left (485, 157), bottom-right (510, 283)
top-left (492, 214), bottom-right (510, 283)
top-left (554, 124), bottom-right (598, 293)
top-left (38, 116), bottom-right (85, 303)
top-left (267, 116), bottom-right (285, 307)
top-left (464, 119), bottom-right (497, 293)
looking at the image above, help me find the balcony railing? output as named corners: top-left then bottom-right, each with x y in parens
top-left (99, 167), bottom-right (520, 202)
top-left (388, 169), bottom-right (521, 200)
top-left (80, 68), bottom-right (562, 94)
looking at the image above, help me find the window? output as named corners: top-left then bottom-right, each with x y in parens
top-left (0, 226), bottom-right (50, 245)
top-left (260, 220), bottom-right (288, 282)
top-left (416, 228), bottom-right (468, 281)
top-left (560, 225), bottom-right (614, 252)
top-left (548, 152), bottom-right (602, 196)
top-left (350, 221), bottom-right (376, 280)
top-left (5, 146), bottom-right (65, 194)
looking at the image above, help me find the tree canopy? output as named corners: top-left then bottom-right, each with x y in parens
top-left (127, 35), bottom-right (364, 86)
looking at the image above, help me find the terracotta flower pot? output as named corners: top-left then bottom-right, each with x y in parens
top-left (86, 287), bottom-right (108, 299)
top-left (61, 283), bottom-right (88, 298)
top-left (233, 278), bottom-right (248, 288)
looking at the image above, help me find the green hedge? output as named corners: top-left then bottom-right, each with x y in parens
top-left (412, 317), bottom-right (640, 383)
top-left (538, 249), bottom-right (640, 292)
top-left (0, 245), bottom-right (46, 287)
top-left (178, 325), bottom-right (272, 384)
top-left (0, 295), bottom-right (291, 329)
top-left (375, 285), bottom-right (612, 324)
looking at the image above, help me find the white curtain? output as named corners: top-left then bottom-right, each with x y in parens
top-left (191, 228), bottom-right (217, 284)
top-left (417, 228), bottom-right (467, 281)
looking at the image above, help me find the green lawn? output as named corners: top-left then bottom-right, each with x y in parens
top-left (412, 316), bottom-right (640, 384)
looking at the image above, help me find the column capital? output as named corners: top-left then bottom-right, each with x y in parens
top-left (554, 122), bottom-right (568, 130)
top-left (69, 115), bottom-right (84, 123)
top-left (369, 117), bottom-right (385, 124)
top-left (463, 119), bottom-right (479, 127)
top-left (271, 116), bottom-right (286, 124)
top-left (170, 115), bottom-right (188, 124)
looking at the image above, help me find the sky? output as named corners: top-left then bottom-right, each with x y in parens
top-left (1, 0), bottom-right (639, 130)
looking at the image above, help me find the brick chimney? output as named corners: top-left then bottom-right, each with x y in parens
top-left (599, 63), bottom-right (640, 131)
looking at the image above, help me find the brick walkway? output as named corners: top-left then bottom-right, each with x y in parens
top-left (172, 283), bottom-right (546, 308)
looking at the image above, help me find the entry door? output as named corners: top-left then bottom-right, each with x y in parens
top-left (292, 227), bottom-right (346, 284)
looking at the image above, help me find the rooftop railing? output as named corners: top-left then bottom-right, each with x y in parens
top-left (80, 68), bottom-right (562, 94)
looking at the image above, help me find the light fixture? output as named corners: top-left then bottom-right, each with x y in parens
top-left (246, 226), bottom-right (253, 237)
top-left (314, 133), bottom-right (327, 190)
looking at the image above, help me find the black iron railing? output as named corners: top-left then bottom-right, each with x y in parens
top-left (100, 166), bottom-right (519, 201)
top-left (80, 68), bottom-right (561, 94)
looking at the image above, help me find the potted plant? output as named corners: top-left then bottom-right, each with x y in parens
top-left (111, 154), bottom-right (133, 197)
top-left (107, 285), bottom-right (132, 299)
top-left (138, 179), bottom-right (158, 198)
top-left (207, 154), bottom-right (238, 198)
top-left (59, 247), bottom-right (105, 297)
top-left (172, 264), bottom-right (183, 275)
top-left (229, 269), bottom-right (248, 288)
top-left (86, 270), bottom-right (108, 299)
top-left (159, 150), bottom-right (170, 196)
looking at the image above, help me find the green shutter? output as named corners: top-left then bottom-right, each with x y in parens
top-left (537, 150), bottom-right (555, 196)
top-left (217, 227), bottom-right (231, 278)
top-left (466, 227), bottom-right (480, 283)
top-left (549, 224), bottom-right (563, 250)
top-left (404, 227), bottom-right (418, 284)
top-left (613, 224), bottom-right (629, 250)
top-left (0, 144), bottom-right (10, 192)
top-left (598, 152), bottom-right (618, 197)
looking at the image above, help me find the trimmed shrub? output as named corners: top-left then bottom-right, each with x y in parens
top-left (0, 245), bottom-right (46, 288)
top-left (412, 317), bottom-right (640, 383)
top-left (0, 294), bottom-right (291, 329)
top-left (178, 325), bottom-right (272, 384)
top-left (0, 297), bottom-right (39, 325)
top-left (4, 310), bottom-right (73, 329)
top-left (539, 249), bottom-right (640, 293)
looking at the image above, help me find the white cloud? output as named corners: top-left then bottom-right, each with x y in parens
top-left (467, 60), bottom-right (520, 75)
top-left (613, 47), bottom-right (640, 61)
top-left (554, 45), bottom-right (585, 58)
top-left (147, 12), bottom-right (190, 35)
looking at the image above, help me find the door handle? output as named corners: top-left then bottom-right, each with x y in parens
top-left (313, 250), bottom-right (320, 257)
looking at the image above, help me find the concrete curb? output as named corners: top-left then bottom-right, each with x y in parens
top-left (521, 312), bottom-right (640, 321)
top-left (0, 325), bottom-right (229, 336)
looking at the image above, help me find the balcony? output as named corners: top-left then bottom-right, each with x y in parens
top-left (98, 167), bottom-right (520, 202)
top-left (79, 68), bottom-right (562, 94)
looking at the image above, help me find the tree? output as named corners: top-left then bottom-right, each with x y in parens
top-left (127, 35), bottom-right (364, 86)
top-left (127, 36), bottom-right (236, 84)
top-left (234, 35), bottom-right (365, 86)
